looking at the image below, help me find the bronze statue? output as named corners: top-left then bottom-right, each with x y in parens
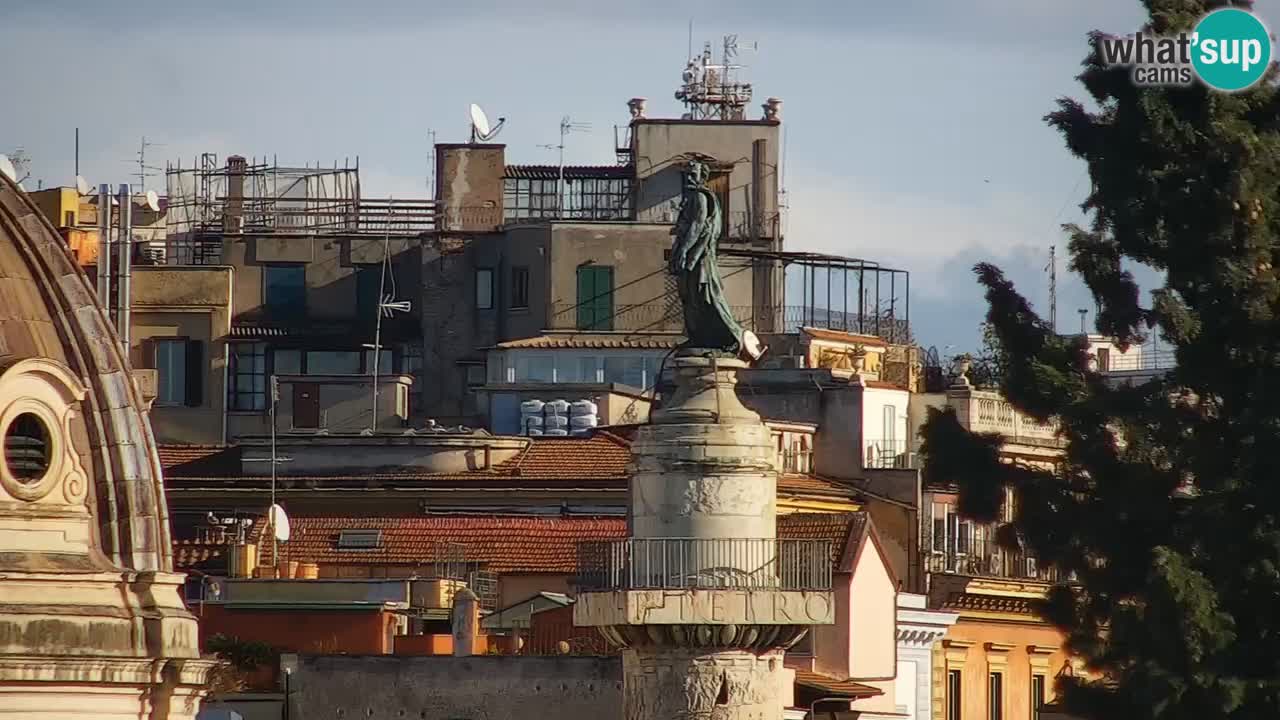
top-left (670, 157), bottom-right (746, 356)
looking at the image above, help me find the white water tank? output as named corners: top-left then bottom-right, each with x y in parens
top-left (544, 399), bottom-right (571, 415)
top-left (544, 414), bottom-right (569, 429)
top-left (526, 428), bottom-right (544, 437)
top-left (520, 400), bottom-right (546, 414)
top-left (544, 428), bottom-right (569, 437)
top-left (570, 400), bottom-right (598, 417)
top-left (569, 414), bottom-right (598, 429)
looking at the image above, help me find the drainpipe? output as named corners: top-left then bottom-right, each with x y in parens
top-left (117, 183), bottom-right (132, 354)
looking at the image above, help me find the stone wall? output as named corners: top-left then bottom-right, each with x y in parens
top-left (287, 654), bottom-right (622, 720)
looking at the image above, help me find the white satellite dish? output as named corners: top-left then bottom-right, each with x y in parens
top-left (145, 189), bottom-right (160, 212)
top-left (75, 175), bottom-right (90, 195)
top-left (740, 330), bottom-right (767, 363)
top-left (268, 503), bottom-right (291, 542)
top-left (0, 155), bottom-right (15, 183)
top-left (469, 103), bottom-right (506, 142)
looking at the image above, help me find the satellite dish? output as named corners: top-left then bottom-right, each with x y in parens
top-left (0, 155), bottom-right (14, 183)
top-left (75, 175), bottom-right (90, 195)
top-left (268, 503), bottom-right (291, 542)
top-left (740, 330), bottom-right (767, 362)
top-left (145, 190), bottom-right (160, 212)
top-left (469, 103), bottom-right (506, 142)
top-left (470, 103), bottom-right (491, 138)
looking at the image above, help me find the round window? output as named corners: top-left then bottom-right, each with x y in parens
top-left (5, 413), bottom-right (51, 483)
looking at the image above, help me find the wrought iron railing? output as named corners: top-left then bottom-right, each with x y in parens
top-left (779, 448), bottom-right (814, 474)
top-left (864, 438), bottom-right (914, 469)
top-left (548, 300), bottom-right (910, 342)
top-left (575, 538), bottom-right (832, 592)
top-left (924, 534), bottom-right (1058, 583)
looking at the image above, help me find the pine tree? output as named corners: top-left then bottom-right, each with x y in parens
top-left (920, 2), bottom-right (1280, 717)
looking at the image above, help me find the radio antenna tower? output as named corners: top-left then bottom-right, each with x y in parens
top-left (674, 34), bottom-right (757, 120)
top-left (134, 136), bottom-right (165, 193)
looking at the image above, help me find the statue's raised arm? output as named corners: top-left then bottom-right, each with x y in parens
top-left (669, 157), bottom-right (747, 357)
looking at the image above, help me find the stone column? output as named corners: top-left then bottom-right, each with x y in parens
top-left (576, 356), bottom-right (835, 720)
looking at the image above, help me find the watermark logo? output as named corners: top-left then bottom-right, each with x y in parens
top-left (1098, 8), bottom-right (1272, 91)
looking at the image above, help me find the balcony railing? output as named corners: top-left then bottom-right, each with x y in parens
top-left (548, 300), bottom-right (910, 342)
top-left (864, 438), bottom-right (915, 469)
top-left (924, 536), bottom-right (1059, 583)
top-left (951, 389), bottom-right (1060, 445)
top-left (575, 538), bottom-right (832, 592)
top-left (779, 448), bottom-right (813, 474)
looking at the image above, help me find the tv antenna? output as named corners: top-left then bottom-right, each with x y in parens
top-left (548, 116), bottom-right (591, 216)
top-left (363, 200), bottom-right (413, 434)
top-left (1045, 245), bottom-right (1057, 333)
top-left (675, 34), bottom-right (757, 120)
top-left (469, 103), bottom-right (506, 143)
top-left (133, 136), bottom-right (165, 193)
top-left (2, 149), bottom-right (32, 187)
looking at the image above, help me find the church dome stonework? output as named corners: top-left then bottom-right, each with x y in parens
top-left (0, 174), bottom-right (211, 717)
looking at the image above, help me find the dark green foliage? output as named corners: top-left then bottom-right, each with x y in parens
top-left (919, 1), bottom-right (1280, 717)
top-left (206, 633), bottom-right (277, 670)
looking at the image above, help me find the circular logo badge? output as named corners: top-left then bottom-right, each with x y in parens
top-left (1192, 8), bottom-right (1273, 92)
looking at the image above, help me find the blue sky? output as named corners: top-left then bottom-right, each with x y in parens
top-left (4, 1), bottom-right (1274, 352)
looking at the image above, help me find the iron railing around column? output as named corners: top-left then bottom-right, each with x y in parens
top-left (575, 538), bottom-right (832, 592)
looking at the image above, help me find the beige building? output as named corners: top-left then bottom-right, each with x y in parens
top-left (0, 173), bottom-right (211, 716)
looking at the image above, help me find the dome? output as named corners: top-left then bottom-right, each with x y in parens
top-left (0, 172), bottom-right (173, 573)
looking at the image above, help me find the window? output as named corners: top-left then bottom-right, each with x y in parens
top-left (228, 342), bottom-right (267, 411)
top-left (511, 266), bottom-right (530, 309)
top-left (1096, 347), bottom-right (1111, 371)
top-left (515, 355), bottom-right (554, 383)
top-left (363, 350), bottom-right (394, 375)
top-left (947, 670), bottom-right (962, 720)
top-left (576, 265), bottom-right (614, 330)
top-left (356, 264), bottom-right (384, 322)
top-left (1032, 674), bottom-right (1047, 718)
top-left (63, 210), bottom-right (75, 227)
top-left (465, 364), bottom-right (487, 386)
top-left (273, 348), bottom-right (302, 375)
top-left (989, 672), bottom-right (1003, 720)
top-left (476, 269), bottom-right (494, 310)
top-left (337, 529), bottom-right (382, 549)
top-left (264, 265), bottom-right (306, 318)
top-left (503, 178), bottom-right (559, 220)
top-left (564, 176), bottom-right (633, 220)
top-left (153, 339), bottom-right (203, 407)
top-left (306, 351), bottom-right (361, 375)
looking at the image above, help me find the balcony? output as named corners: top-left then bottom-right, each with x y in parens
top-left (924, 536), bottom-right (1058, 583)
top-left (548, 301), bottom-right (910, 342)
top-left (864, 438), bottom-right (914, 469)
top-left (575, 538), bottom-right (832, 592)
top-left (950, 388), bottom-right (1061, 446)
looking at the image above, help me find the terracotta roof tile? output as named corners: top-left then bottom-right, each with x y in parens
top-left (268, 512), bottom-right (864, 574)
top-left (158, 445), bottom-right (241, 477)
top-left (792, 669), bottom-right (884, 698)
top-left (493, 334), bottom-right (679, 350)
top-left (510, 433), bottom-right (631, 479)
top-left (777, 473), bottom-right (860, 498)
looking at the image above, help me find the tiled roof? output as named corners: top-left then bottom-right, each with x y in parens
top-left (778, 512), bottom-right (864, 566)
top-left (158, 445), bottom-right (242, 477)
top-left (864, 379), bottom-right (909, 391)
top-left (246, 512), bottom-right (867, 575)
top-left (493, 334), bottom-right (680, 350)
top-left (792, 669), bottom-right (883, 698)
top-left (777, 473), bottom-right (860, 499)
top-left (505, 165), bottom-right (632, 180)
top-left (279, 516), bottom-right (626, 573)
top-left (800, 327), bottom-right (888, 347)
top-left (942, 592), bottom-right (1039, 616)
top-left (512, 433), bottom-right (631, 479)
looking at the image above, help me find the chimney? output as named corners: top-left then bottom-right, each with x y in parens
top-left (224, 155), bottom-right (247, 235)
top-left (451, 588), bottom-right (480, 657)
top-left (762, 97), bottom-right (782, 122)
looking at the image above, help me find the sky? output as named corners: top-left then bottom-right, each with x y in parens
top-left (4, 0), bottom-right (1277, 353)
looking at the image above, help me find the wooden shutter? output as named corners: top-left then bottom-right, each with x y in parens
top-left (140, 338), bottom-right (157, 370)
top-left (577, 266), bottom-right (613, 331)
top-left (185, 339), bottom-right (204, 407)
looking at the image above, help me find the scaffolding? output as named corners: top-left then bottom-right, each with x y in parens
top-left (165, 154), bottom-right (438, 264)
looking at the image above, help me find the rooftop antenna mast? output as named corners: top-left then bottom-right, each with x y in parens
top-left (363, 199), bottom-right (412, 434)
top-left (552, 116), bottom-right (591, 216)
top-left (134, 136), bottom-right (165, 193)
top-left (1046, 245), bottom-right (1057, 333)
top-left (675, 33), bottom-right (757, 120)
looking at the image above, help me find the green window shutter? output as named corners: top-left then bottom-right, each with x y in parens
top-left (577, 266), bottom-right (614, 331)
